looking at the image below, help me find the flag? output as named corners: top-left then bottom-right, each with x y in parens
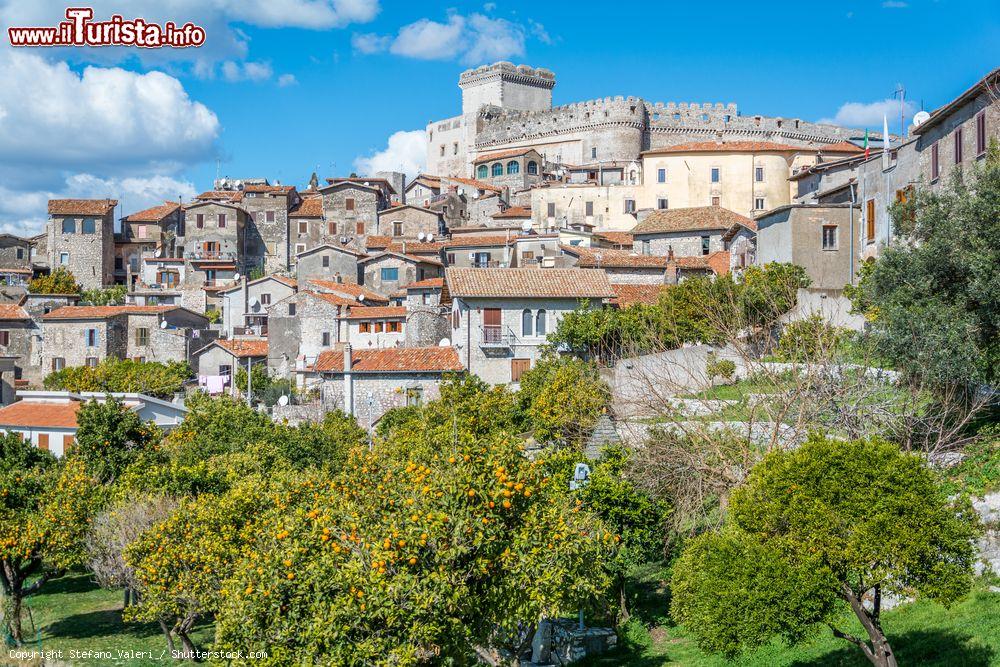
top-left (883, 114), bottom-right (891, 155)
top-left (863, 129), bottom-right (870, 158)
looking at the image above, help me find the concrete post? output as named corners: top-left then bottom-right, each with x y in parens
top-left (343, 343), bottom-right (353, 415)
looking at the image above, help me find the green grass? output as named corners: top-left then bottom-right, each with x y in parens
top-left (580, 563), bottom-right (1000, 667)
top-left (7, 573), bottom-right (212, 666)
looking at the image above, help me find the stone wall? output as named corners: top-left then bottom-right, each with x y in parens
top-left (47, 212), bottom-right (115, 289)
top-left (42, 316), bottom-right (128, 370)
top-left (295, 248), bottom-right (361, 284)
top-left (241, 192), bottom-right (292, 273)
top-left (404, 307), bottom-right (450, 348)
top-left (321, 184), bottom-right (381, 247)
top-left (375, 206), bottom-right (442, 239)
top-left (634, 230), bottom-right (725, 258)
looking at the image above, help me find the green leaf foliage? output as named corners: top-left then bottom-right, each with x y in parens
top-left (43, 358), bottom-right (192, 399)
top-left (28, 267), bottom-right (81, 295)
top-left (73, 398), bottom-right (161, 484)
top-left (79, 285), bottom-right (127, 306)
top-left (517, 355), bottom-right (610, 446)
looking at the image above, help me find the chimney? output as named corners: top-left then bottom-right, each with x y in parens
top-left (402, 241), bottom-right (407, 255)
top-left (668, 247), bottom-right (675, 261)
top-left (343, 343), bottom-right (352, 372)
top-left (342, 343), bottom-right (354, 415)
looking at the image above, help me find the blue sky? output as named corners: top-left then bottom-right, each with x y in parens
top-left (0, 0), bottom-right (997, 234)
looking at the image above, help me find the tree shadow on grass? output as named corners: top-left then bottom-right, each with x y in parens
top-left (42, 609), bottom-right (162, 642)
top-left (34, 572), bottom-right (97, 596)
top-left (789, 629), bottom-right (994, 667)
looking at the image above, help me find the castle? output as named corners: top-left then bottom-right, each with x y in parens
top-left (426, 61), bottom-right (861, 178)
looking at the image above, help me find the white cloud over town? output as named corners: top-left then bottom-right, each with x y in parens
top-left (352, 12), bottom-right (527, 64)
top-left (353, 129), bottom-right (426, 180)
top-left (819, 97), bottom-right (916, 128)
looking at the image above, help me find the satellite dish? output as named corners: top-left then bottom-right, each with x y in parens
top-left (234, 273), bottom-right (241, 281)
top-left (160, 320), bottom-right (169, 329)
top-left (426, 233), bottom-right (434, 242)
top-left (357, 294), bottom-right (365, 302)
top-left (418, 232), bottom-right (426, 241)
top-left (340, 236), bottom-right (348, 244)
top-left (521, 221), bottom-right (532, 233)
top-left (471, 191), bottom-right (479, 200)
top-left (249, 298), bottom-right (260, 309)
top-left (155, 248), bottom-right (163, 258)
top-left (912, 110), bottom-right (931, 127)
top-left (438, 337), bottom-right (451, 347)
top-left (277, 395), bottom-right (289, 407)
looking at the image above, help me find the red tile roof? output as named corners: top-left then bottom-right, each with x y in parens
top-left (308, 280), bottom-right (388, 303)
top-left (564, 246), bottom-right (669, 269)
top-left (473, 147), bottom-right (540, 163)
top-left (324, 177), bottom-right (397, 194)
top-left (124, 201), bottom-right (180, 222)
top-left (310, 346), bottom-right (463, 373)
top-left (304, 291), bottom-right (358, 308)
top-left (0, 304), bottom-right (30, 321)
top-left (242, 184), bottom-right (295, 194)
top-left (611, 284), bottom-right (665, 307)
top-left (445, 268), bottom-right (614, 299)
top-left (443, 235), bottom-right (514, 249)
top-left (42, 305), bottom-right (176, 320)
top-left (272, 275), bottom-right (298, 289)
top-left (344, 306), bottom-right (407, 320)
top-left (0, 400), bottom-right (81, 428)
top-left (672, 251), bottom-right (731, 275)
top-left (406, 277), bottom-right (444, 290)
top-left (48, 199), bottom-right (117, 216)
top-left (441, 176), bottom-right (503, 194)
top-left (592, 231), bottom-right (634, 247)
top-left (492, 206), bottom-right (532, 219)
top-left (632, 207), bottom-right (752, 235)
top-left (365, 235), bottom-right (391, 248)
top-left (289, 196), bottom-right (323, 218)
top-left (819, 141), bottom-right (864, 153)
top-left (215, 338), bottom-right (268, 358)
top-left (194, 190), bottom-right (245, 202)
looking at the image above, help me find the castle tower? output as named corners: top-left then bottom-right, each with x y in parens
top-left (459, 62), bottom-right (555, 114)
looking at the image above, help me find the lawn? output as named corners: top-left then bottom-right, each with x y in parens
top-left (581, 563), bottom-right (1000, 667)
top-left (6, 573), bottom-right (212, 666)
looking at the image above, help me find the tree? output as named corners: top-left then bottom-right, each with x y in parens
top-left (44, 358), bottom-right (192, 399)
top-left (847, 148), bottom-right (1000, 386)
top-left (80, 285), bottom-right (127, 306)
top-left (73, 398), bottom-right (161, 484)
top-left (670, 435), bottom-right (981, 667)
top-left (234, 363), bottom-right (272, 399)
top-left (775, 314), bottom-right (845, 362)
top-left (0, 434), bottom-right (98, 644)
top-left (27, 267), bottom-right (80, 295)
top-left (517, 355), bottom-right (611, 446)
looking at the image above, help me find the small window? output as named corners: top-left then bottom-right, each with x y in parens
top-left (0, 331), bottom-right (9, 346)
top-left (526, 161), bottom-right (538, 175)
top-left (85, 328), bottom-right (98, 347)
top-left (506, 161), bottom-right (520, 175)
top-left (535, 309), bottom-right (547, 336)
top-left (954, 128), bottom-right (963, 164)
top-left (657, 168), bottom-right (666, 183)
top-left (591, 147), bottom-right (597, 159)
top-left (345, 198), bottom-right (355, 211)
top-left (453, 142), bottom-right (459, 155)
top-left (135, 328), bottom-right (149, 346)
top-left (288, 303), bottom-right (296, 316)
top-left (61, 218), bottom-right (75, 234)
top-left (624, 199), bottom-right (636, 214)
top-left (355, 222), bottom-right (364, 235)
top-left (440, 145), bottom-right (445, 157)
top-left (585, 201), bottom-right (594, 216)
top-left (374, 321), bottom-right (384, 333)
top-left (219, 364), bottom-right (232, 377)
top-left (491, 163), bottom-right (503, 177)
top-left (81, 218), bottom-right (96, 234)
top-left (546, 202), bottom-right (556, 218)
top-left (59, 252), bottom-right (69, 265)
top-left (387, 321), bottom-right (401, 333)
top-left (657, 198), bottom-right (668, 210)
top-left (85, 357), bottom-right (98, 368)
top-left (405, 387), bottom-right (423, 407)
top-left (866, 199), bottom-right (876, 241)
top-left (521, 309), bottom-right (533, 336)
top-left (422, 292), bottom-right (431, 305)
top-left (381, 267), bottom-right (399, 281)
top-left (322, 331), bottom-right (331, 346)
top-left (476, 165), bottom-right (488, 179)
top-left (392, 221), bottom-right (403, 237)
top-left (52, 357), bottom-right (65, 371)
top-left (822, 225), bottom-right (838, 250)
top-left (359, 321), bottom-right (371, 333)
top-left (196, 213), bottom-right (204, 228)
top-left (641, 239), bottom-right (650, 255)
top-left (711, 167), bottom-right (720, 183)
top-left (711, 196), bottom-right (720, 207)
top-left (265, 210), bottom-right (275, 222)
top-left (975, 111), bottom-right (987, 156)
top-left (322, 255), bottom-right (330, 268)
top-left (701, 235), bottom-right (711, 256)
top-left (446, 253), bottom-right (456, 265)
top-left (218, 213), bottom-right (226, 228)
top-left (15, 248), bottom-right (23, 260)
top-left (754, 197), bottom-right (765, 211)
top-left (755, 166), bottom-right (765, 183)
top-left (298, 221), bottom-right (308, 234)
top-left (328, 222), bottom-right (337, 235)
top-left (931, 142), bottom-right (940, 181)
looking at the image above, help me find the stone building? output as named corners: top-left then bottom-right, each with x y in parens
top-left (239, 184), bottom-right (299, 274)
top-left (631, 207), bottom-right (751, 258)
top-left (125, 307), bottom-right (211, 363)
top-left (560, 246), bottom-right (669, 284)
top-left (294, 244), bottom-right (365, 284)
top-left (46, 199), bottom-right (117, 289)
top-left (403, 175), bottom-right (443, 207)
top-left (443, 268), bottom-right (613, 384)
top-left (343, 306), bottom-right (407, 349)
top-left (296, 345), bottom-right (464, 424)
top-left (442, 235), bottom-right (514, 268)
top-left (266, 290), bottom-right (355, 379)
top-left (530, 183), bottom-right (641, 232)
top-left (0, 303), bottom-right (35, 386)
top-left (722, 219), bottom-right (758, 272)
top-left (218, 274), bottom-right (298, 338)
top-left (115, 201), bottom-right (182, 288)
top-left (471, 148), bottom-right (545, 197)
top-left (192, 338), bottom-right (267, 395)
top-left (375, 204), bottom-right (445, 240)
top-left (318, 178), bottom-right (396, 249)
top-left (404, 278), bottom-right (449, 348)
top-left (40, 306), bottom-right (129, 371)
top-left (131, 257), bottom-right (186, 305)
top-left (426, 61), bottom-right (861, 180)
top-left (307, 279), bottom-right (389, 305)
top-left (178, 200), bottom-right (247, 312)
top-left (360, 252), bottom-right (442, 294)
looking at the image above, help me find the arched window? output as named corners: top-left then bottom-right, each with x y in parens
top-left (535, 309), bottom-right (547, 336)
top-left (521, 309), bottom-right (533, 336)
top-left (491, 163), bottom-right (503, 177)
top-left (476, 164), bottom-right (488, 179)
top-left (506, 161), bottom-right (520, 175)
top-left (526, 161), bottom-right (538, 175)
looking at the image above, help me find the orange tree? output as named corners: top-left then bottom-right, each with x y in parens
top-left (213, 435), bottom-right (617, 664)
top-left (0, 433), bottom-right (98, 644)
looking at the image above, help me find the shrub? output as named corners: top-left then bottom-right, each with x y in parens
top-left (775, 315), bottom-right (844, 362)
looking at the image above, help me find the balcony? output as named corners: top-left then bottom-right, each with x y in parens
top-left (185, 250), bottom-right (238, 261)
top-left (480, 325), bottom-right (517, 349)
top-left (472, 260), bottom-right (507, 269)
top-left (203, 279), bottom-right (238, 288)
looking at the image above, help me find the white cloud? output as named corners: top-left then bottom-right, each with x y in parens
top-left (528, 19), bottom-right (552, 45)
top-left (355, 12), bottom-right (526, 64)
top-left (819, 97), bottom-right (916, 128)
top-left (882, 1), bottom-right (908, 7)
top-left (221, 60), bottom-right (273, 82)
top-left (353, 130), bottom-right (426, 180)
top-left (277, 73), bottom-right (298, 87)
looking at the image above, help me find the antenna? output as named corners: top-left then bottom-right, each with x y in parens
top-left (893, 83), bottom-right (906, 137)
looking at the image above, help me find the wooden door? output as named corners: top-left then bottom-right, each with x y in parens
top-left (511, 359), bottom-right (531, 382)
top-left (37, 433), bottom-right (49, 451)
top-left (483, 308), bottom-right (501, 344)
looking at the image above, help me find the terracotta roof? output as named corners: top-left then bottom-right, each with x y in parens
top-left (441, 176), bottom-right (503, 194)
top-left (124, 201), bottom-right (180, 222)
top-left (324, 177), bottom-right (397, 194)
top-left (365, 235), bottom-right (391, 248)
top-left (446, 268), bottom-right (614, 299)
top-left (406, 277), bottom-right (444, 290)
top-left (611, 284), bottom-right (665, 307)
top-left (360, 251), bottom-right (443, 267)
top-left (308, 280), bottom-right (388, 303)
top-left (302, 291), bottom-right (357, 308)
top-left (42, 305), bottom-right (176, 320)
top-left (632, 207), bottom-right (752, 235)
top-left (592, 231), bottom-right (633, 247)
top-left (642, 141), bottom-right (835, 155)
top-left (492, 206), bottom-right (532, 219)
top-left (194, 190), bottom-right (244, 202)
top-left (289, 196), bottom-right (323, 218)
top-left (408, 174), bottom-right (442, 188)
top-left (344, 306), bottom-right (407, 320)
top-left (722, 218), bottom-right (758, 242)
top-left (48, 199), bottom-right (117, 216)
top-left (672, 251), bottom-right (731, 275)
top-left (819, 141), bottom-right (864, 153)
top-left (473, 148), bottom-right (539, 163)
top-left (242, 184), bottom-right (295, 194)
top-left (564, 246), bottom-right (669, 269)
top-left (310, 346), bottom-right (463, 373)
top-left (272, 275), bottom-right (298, 288)
top-left (214, 338), bottom-right (268, 358)
top-left (0, 400), bottom-right (81, 428)
top-left (0, 304), bottom-right (30, 321)
top-left (443, 235), bottom-right (514, 249)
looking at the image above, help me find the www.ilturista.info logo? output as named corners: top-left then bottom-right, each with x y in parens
top-left (7, 7), bottom-right (206, 48)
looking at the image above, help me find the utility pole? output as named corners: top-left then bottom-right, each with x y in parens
top-left (893, 84), bottom-right (906, 138)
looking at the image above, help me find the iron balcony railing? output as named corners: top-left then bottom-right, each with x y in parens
top-left (480, 325), bottom-right (517, 348)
